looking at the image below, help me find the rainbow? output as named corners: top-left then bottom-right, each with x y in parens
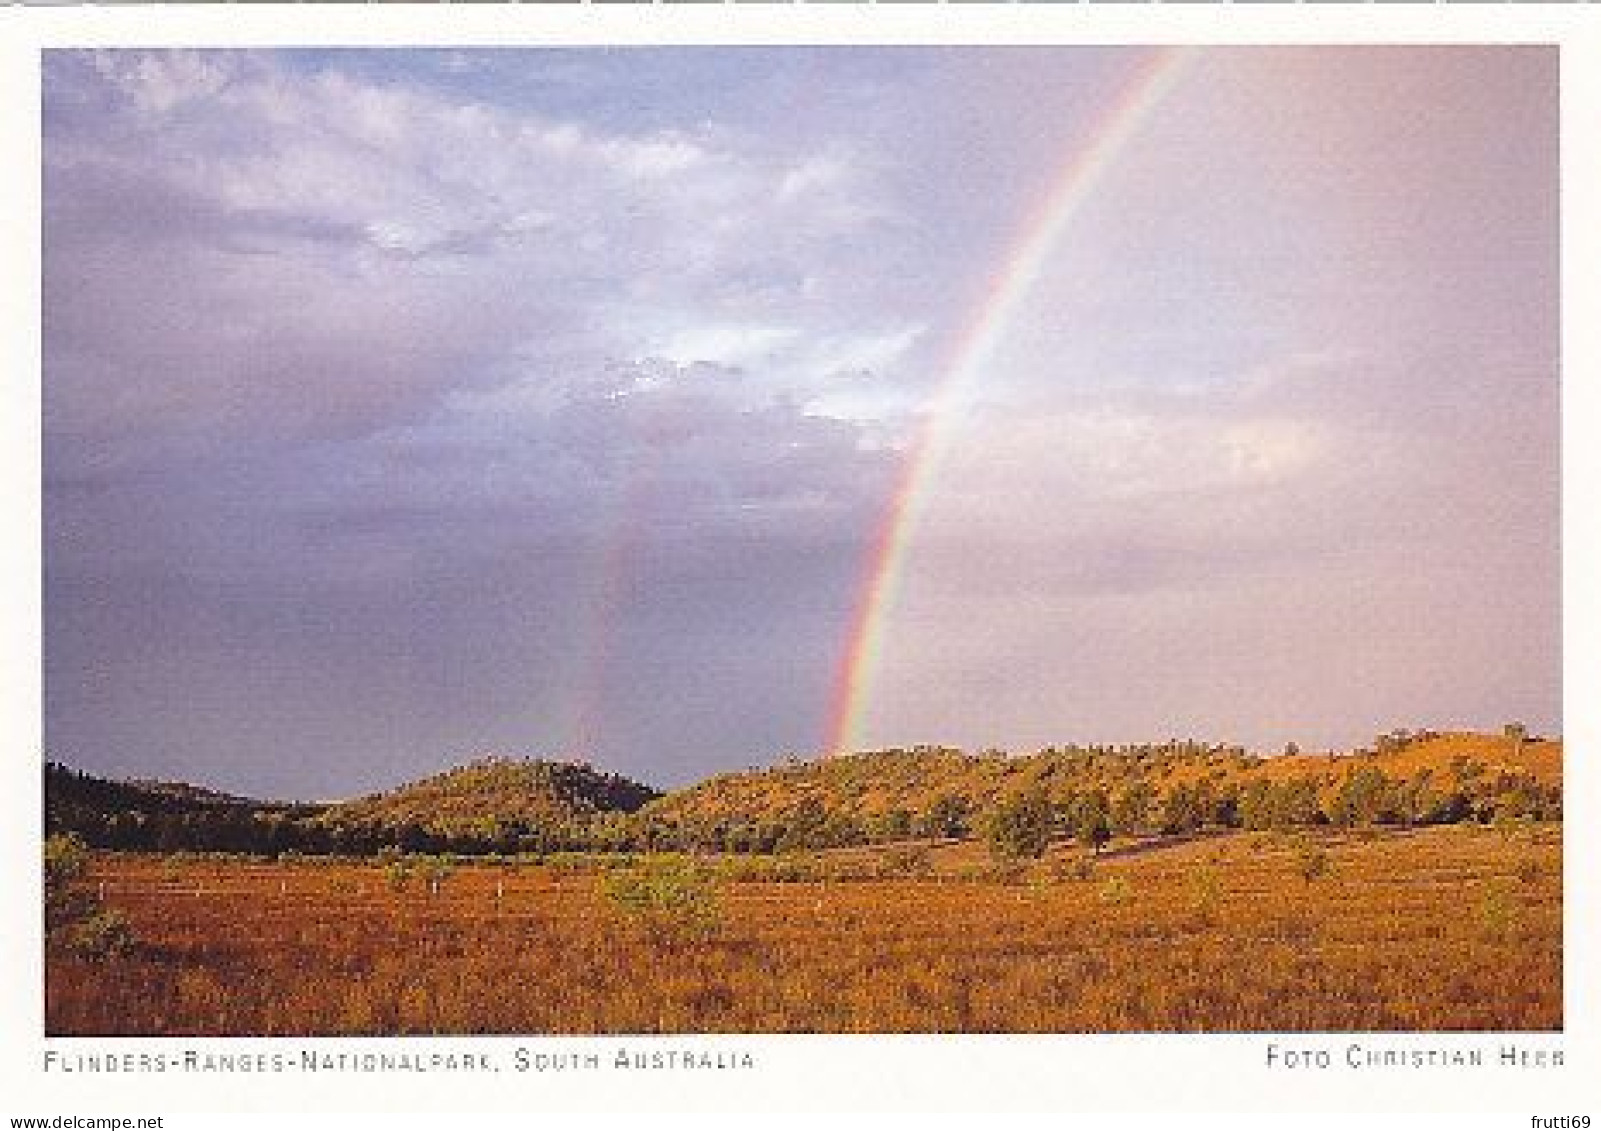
top-left (824, 48), bottom-right (1196, 758)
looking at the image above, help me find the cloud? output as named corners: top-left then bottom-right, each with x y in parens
top-left (86, 49), bottom-right (233, 118)
top-left (42, 48), bottom-right (1559, 796)
top-left (866, 333), bottom-right (1558, 754)
top-left (45, 49), bottom-right (918, 457)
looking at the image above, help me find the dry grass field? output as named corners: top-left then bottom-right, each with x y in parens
top-left (46, 823), bottom-right (1560, 1035)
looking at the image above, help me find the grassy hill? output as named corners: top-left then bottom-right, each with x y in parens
top-left (320, 757), bottom-right (659, 841)
top-left (45, 756), bottom-right (659, 855)
top-left (45, 728), bottom-right (1559, 858)
top-left (642, 729), bottom-right (1562, 849)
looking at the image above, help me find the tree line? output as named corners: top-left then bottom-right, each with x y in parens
top-left (45, 733), bottom-right (1561, 860)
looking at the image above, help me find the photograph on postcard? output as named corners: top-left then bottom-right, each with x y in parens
top-left (40, 44), bottom-right (1559, 1037)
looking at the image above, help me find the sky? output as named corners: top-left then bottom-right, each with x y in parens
top-left (41, 46), bottom-right (1559, 800)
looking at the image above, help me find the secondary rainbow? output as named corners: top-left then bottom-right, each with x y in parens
top-left (824, 48), bottom-right (1196, 758)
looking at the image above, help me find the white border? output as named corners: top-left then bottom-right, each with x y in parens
top-left (2, 3), bottom-right (1596, 1121)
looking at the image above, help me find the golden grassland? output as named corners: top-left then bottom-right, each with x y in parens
top-left (46, 823), bottom-right (1560, 1035)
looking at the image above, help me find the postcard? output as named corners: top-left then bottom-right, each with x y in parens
top-left (2, 2), bottom-right (1595, 1124)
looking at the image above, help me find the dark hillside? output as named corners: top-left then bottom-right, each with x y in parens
top-left (45, 762), bottom-right (318, 853)
top-left (45, 756), bottom-right (661, 856)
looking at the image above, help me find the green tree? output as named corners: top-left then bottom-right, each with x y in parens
top-left (984, 789), bottom-right (1053, 861)
top-left (874, 808), bottom-right (914, 842)
top-left (1073, 791), bottom-right (1112, 856)
top-left (1239, 780), bottom-right (1273, 831)
top-left (1271, 779), bottom-right (1322, 829)
top-left (1160, 784), bottom-right (1202, 835)
top-left (1329, 766), bottom-right (1394, 826)
top-left (1111, 782), bottom-right (1155, 836)
top-left (922, 794), bottom-right (971, 840)
top-left (783, 797), bottom-right (828, 851)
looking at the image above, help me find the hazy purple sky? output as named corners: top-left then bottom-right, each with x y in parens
top-left (43, 47), bottom-right (1558, 799)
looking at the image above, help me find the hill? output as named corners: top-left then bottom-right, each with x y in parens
top-left (45, 756), bottom-right (659, 856)
top-left (44, 728), bottom-right (1559, 858)
top-left (641, 729), bottom-right (1562, 850)
top-left (47, 762), bottom-right (264, 815)
top-left (45, 761), bottom-right (318, 853)
top-left (319, 757), bottom-right (659, 845)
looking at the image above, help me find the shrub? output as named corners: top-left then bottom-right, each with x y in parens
top-left (1100, 875), bottom-right (1132, 906)
top-left (764, 858), bottom-right (816, 884)
top-left (1493, 813), bottom-right (1533, 841)
top-left (1296, 844), bottom-right (1330, 884)
top-left (983, 861), bottom-right (1029, 887)
top-left (44, 833), bottom-right (94, 936)
top-left (1051, 856), bottom-right (1096, 883)
top-left (1480, 881), bottom-right (1515, 938)
top-left (44, 833), bottom-right (134, 959)
top-left (881, 845), bottom-right (932, 879)
top-left (601, 860), bottom-right (722, 943)
top-left (421, 854), bottom-right (455, 894)
top-left (1191, 868), bottom-right (1222, 918)
top-left (68, 909), bottom-right (134, 961)
top-left (384, 860), bottom-right (413, 892)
